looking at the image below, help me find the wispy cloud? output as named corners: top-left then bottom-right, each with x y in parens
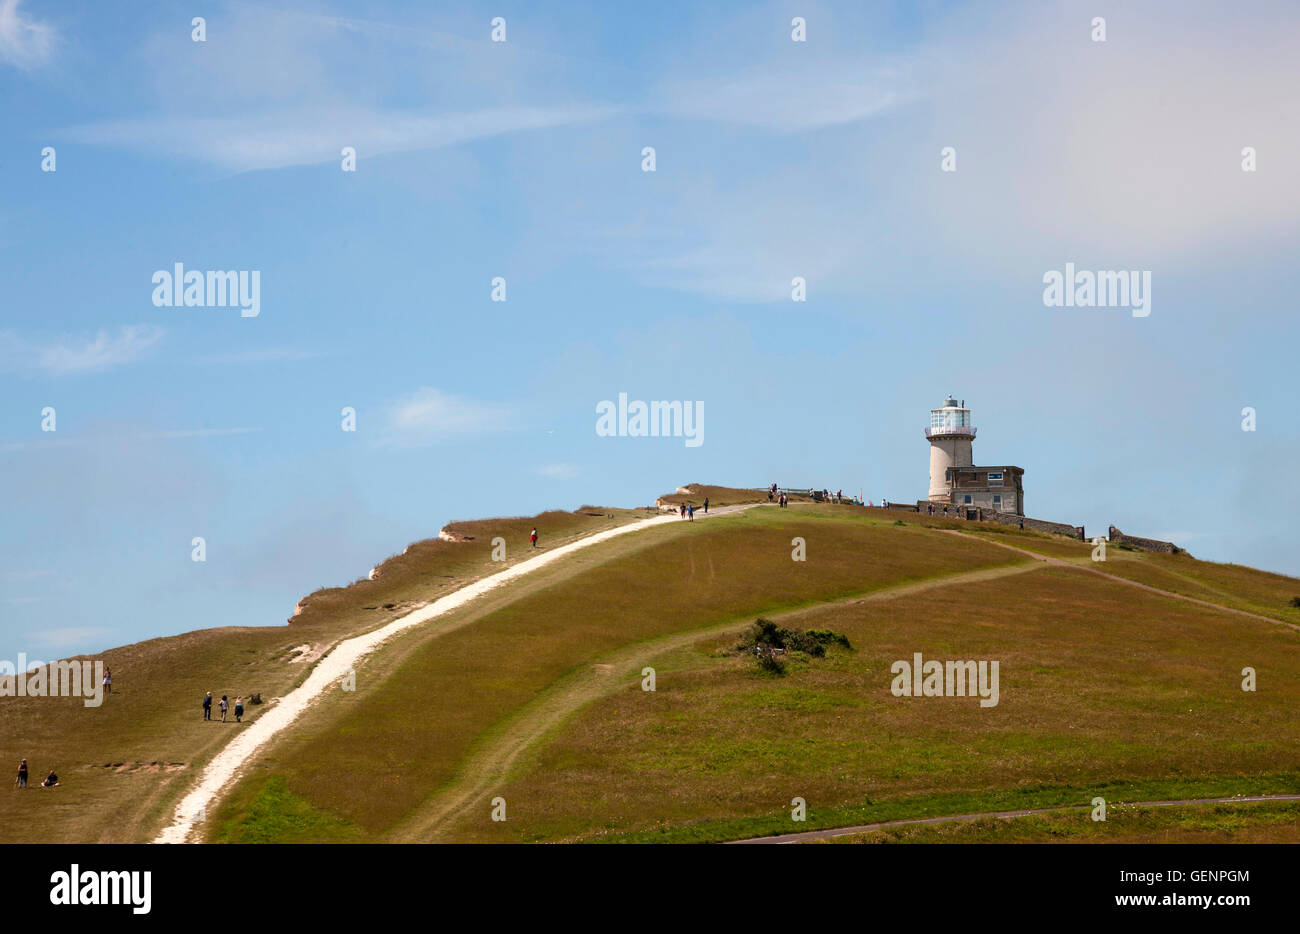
top-left (536, 462), bottom-right (579, 480)
top-left (202, 347), bottom-right (326, 364)
top-left (0, 0), bottom-right (54, 69)
top-left (382, 387), bottom-right (513, 446)
top-left (60, 105), bottom-right (617, 174)
top-left (139, 428), bottom-right (261, 440)
top-left (653, 63), bottom-right (912, 132)
top-left (0, 325), bottom-right (164, 375)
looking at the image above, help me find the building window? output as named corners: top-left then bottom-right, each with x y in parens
top-left (963, 494), bottom-right (972, 505)
top-left (993, 494), bottom-right (1002, 509)
top-left (987, 471), bottom-right (1003, 487)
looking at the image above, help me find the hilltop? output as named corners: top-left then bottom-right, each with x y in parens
top-left (2, 485), bottom-right (1297, 844)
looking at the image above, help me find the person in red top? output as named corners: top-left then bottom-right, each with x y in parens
top-left (530, 528), bottom-right (538, 548)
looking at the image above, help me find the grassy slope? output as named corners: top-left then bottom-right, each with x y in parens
top-left (0, 505), bottom-right (646, 843)
top-left (822, 801), bottom-right (1300, 844)
top-left (209, 506), bottom-right (1021, 841)
top-left (8, 487), bottom-right (1298, 845)
top-left (445, 556), bottom-right (1298, 843)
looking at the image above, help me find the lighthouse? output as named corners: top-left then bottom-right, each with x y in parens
top-left (926, 397), bottom-right (975, 500)
top-left (925, 396), bottom-right (1025, 515)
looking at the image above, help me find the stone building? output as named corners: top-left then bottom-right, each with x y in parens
top-left (925, 396), bottom-right (1025, 516)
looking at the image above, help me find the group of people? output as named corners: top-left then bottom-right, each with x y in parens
top-left (764, 484), bottom-right (791, 508)
top-left (13, 758), bottom-right (57, 789)
top-left (677, 497), bottom-right (708, 520)
top-left (202, 691), bottom-right (244, 723)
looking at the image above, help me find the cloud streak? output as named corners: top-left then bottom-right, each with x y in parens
top-left (60, 105), bottom-right (617, 173)
top-left (0, 0), bottom-right (53, 69)
top-left (381, 387), bottom-right (514, 446)
top-left (1, 325), bottom-right (164, 375)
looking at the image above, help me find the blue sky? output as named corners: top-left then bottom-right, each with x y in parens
top-left (2, 0), bottom-right (1298, 661)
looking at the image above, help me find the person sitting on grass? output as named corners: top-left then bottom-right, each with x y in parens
top-left (41, 769), bottom-right (59, 788)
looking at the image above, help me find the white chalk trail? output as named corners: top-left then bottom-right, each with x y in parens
top-left (155, 507), bottom-right (733, 843)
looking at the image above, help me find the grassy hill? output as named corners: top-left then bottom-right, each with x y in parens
top-left (4, 487), bottom-right (1297, 844)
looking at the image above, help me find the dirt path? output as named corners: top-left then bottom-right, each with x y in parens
top-left (940, 531), bottom-right (1300, 632)
top-left (388, 559), bottom-right (1045, 842)
top-left (728, 794), bottom-right (1300, 844)
top-left (154, 503), bottom-right (754, 843)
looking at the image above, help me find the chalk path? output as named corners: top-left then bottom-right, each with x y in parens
top-left (155, 504), bottom-right (748, 843)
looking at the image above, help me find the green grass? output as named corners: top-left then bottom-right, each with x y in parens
top-left (0, 504), bottom-right (646, 843)
top-left (218, 776), bottom-right (361, 844)
top-left (822, 800), bottom-right (1300, 844)
top-left (436, 562), bottom-right (1299, 843)
top-left (209, 507), bottom-right (1019, 840)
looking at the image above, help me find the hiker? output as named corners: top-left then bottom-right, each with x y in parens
top-left (234, 696), bottom-right (244, 723)
top-left (530, 527), bottom-right (538, 548)
top-left (768, 489), bottom-right (774, 502)
top-left (203, 691), bottom-right (212, 721)
top-left (679, 503), bottom-right (686, 519)
top-left (1018, 519), bottom-right (1024, 530)
top-left (15, 759), bottom-right (28, 789)
top-left (687, 504), bottom-right (694, 520)
top-left (219, 695), bottom-right (229, 722)
top-left (102, 666), bottom-right (111, 695)
top-left (703, 497), bottom-right (709, 514)
top-left (41, 769), bottom-right (59, 788)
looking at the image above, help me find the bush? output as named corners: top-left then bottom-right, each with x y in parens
top-left (756, 653), bottom-right (786, 676)
top-left (1290, 596), bottom-right (1300, 609)
top-left (738, 619), bottom-right (851, 660)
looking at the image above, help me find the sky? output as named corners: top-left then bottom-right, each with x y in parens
top-left (2, 0), bottom-right (1298, 662)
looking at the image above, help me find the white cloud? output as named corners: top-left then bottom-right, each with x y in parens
top-left (654, 63), bottom-right (912, 132)
top-left (60, 104), bottom-right (616, 174)
top-left (38, 325), bottom-right (164, 374)
top-left (139, 428), bottom-right (261, 439)
top-left (0, 0), bottom-right (54, 69)
top-left (0, 325), bottom-right (164, 375)
top-left (202, 348), bottom-right (325, 364)
top-left (382, 387), bottom-right (514, 446)
top-left (536, 463), bottom-right (579, 479)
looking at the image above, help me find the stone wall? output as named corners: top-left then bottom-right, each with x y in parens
top-left (909, 501), bottom-right (1085, 539)
top-left (1108, 525), bottom-right (1179, 554)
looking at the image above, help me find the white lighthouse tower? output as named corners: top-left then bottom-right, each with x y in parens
top-left (926, 396), bottom-right (975, 501)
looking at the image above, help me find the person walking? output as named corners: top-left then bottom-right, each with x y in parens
top-left (102, 666), bottom-right (111, 695)
top-left (530, 527), bottom-right (538, 548)
top-left (687, 504), bottom-right (694, 521)
top-left (219, 695), bottom-right (229, 723)
top-left (202, 691), bottom-right (212, 721)
top-left (15, 759), bottom-right (28, 789)
top-left (703, 497), bottom-right (709, 514)
top-left (234, 696), bottom-right (244, 723)
top-left (679, 503), bottom-right (686, 519)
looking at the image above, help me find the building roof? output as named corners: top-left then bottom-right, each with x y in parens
top-left (951, 465), bottom-right (1024, 473)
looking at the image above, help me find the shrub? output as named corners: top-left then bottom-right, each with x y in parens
top-left (757, 653), bottom-right (786, 676)
top-left (1290, 596), bottom-right (1300, 609)
top-left (738, 619), bottom-right (851, 660)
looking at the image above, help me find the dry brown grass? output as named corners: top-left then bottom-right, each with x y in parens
top-left (0, 505), bottom-right (644, 843)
